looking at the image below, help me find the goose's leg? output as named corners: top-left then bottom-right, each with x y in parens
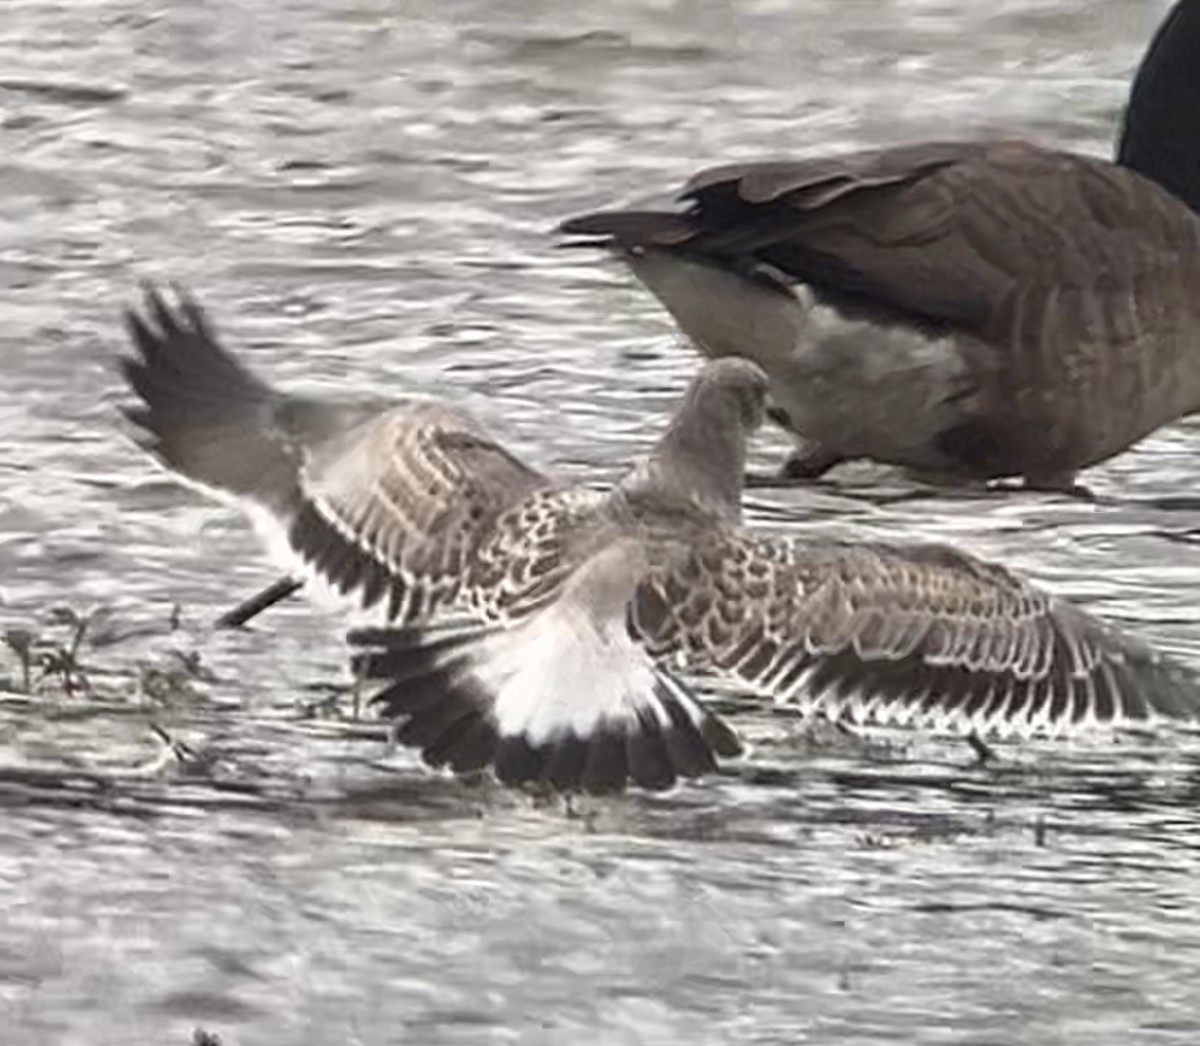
top-left (745, 446), bottom-right (846, 488)
top-left (965, 731), bottom-right (998, 766)
top-left (745, 411), bottom-right (846, 487)
top-left (782, 445), bottom-right (846, 480)
top-left (993, 471), bottom-right (1095, 501)
top-left (1026, 473), bottom-right (1094, 501)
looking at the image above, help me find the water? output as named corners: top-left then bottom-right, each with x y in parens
top-left (3, 0), bottom-right (1200, 1042)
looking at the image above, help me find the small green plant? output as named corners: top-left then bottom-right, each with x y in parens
top-left (2, 602), bottom-right (201, 700)
top-left (2, 607), bottom-right (94, 695)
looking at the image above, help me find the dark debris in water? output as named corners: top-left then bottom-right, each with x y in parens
top-left (0, 758), bottom-right (312, 821)
top-left (462, 28), bottom-right (716, 64)
top-left (0, 77), bottom-right (127, 106)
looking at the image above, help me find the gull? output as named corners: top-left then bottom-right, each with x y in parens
top-left (120, 286), bottom-right (1200, 793)
top-left (559, 0), bottom-right (1200, 493)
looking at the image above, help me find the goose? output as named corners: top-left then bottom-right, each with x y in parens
top-left (559, 0), bottom-right (1200, 493)
top-left (120, 286), bottom-right (1200, 794)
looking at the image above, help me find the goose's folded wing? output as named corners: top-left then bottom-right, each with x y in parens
top-left (567, 140), bottom-right (1200, 342)
top-left (121, 285), bottom-right (551, 621)
top-left (631, 533), bottom-right (1200, 735)
top-left (693, 141), bottom-right (1200, 336)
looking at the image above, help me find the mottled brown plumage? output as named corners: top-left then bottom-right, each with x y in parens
top-left (632, 534), bottom-right (1199, 735)
top-left (121, 286), bottom-right (1200, 794)
top-left (560, 0), bottom-right (1200, 490)
top-left (119, 286), bottom-right (746, 794)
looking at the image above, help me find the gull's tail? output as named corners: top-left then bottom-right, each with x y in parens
top-left (349, 609), bottom-right (742, 795)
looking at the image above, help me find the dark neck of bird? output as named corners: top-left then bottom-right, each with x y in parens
top-left (1117, 0), bottom-right (1200, 215)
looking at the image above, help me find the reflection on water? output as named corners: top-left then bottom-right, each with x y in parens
top-left (2, 0), bottom-right (1199, 1043)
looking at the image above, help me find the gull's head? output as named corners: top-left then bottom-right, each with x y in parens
top-left (685, 357), bottom-right (770, 433)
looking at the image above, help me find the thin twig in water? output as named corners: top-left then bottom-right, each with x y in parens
top-left (215, 575), bottom-right (304, 629)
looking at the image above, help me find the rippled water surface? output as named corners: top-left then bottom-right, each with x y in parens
top-left (4, 1), bottom-right (1200, 1043)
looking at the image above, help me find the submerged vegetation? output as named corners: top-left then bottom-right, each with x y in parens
top-left (0, 601), bottom-right (219, 707)
top-left (0, 598), bottom-right (386, 806)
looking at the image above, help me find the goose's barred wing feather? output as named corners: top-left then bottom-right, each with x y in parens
top-left (632, 533), bottom-right (1200, 735)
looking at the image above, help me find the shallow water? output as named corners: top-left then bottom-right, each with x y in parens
top-left (3, 0), bottom-right (1200, 1043)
